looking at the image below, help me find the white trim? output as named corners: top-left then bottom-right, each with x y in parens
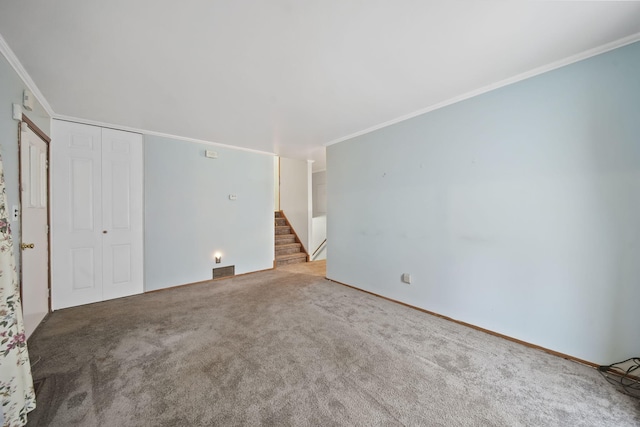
top-left (52, 116), bottom-right (277, 157)
top-left (0, 33), bottom-right (54, 116)
top-left (324, 33), bottom-right (640, 147)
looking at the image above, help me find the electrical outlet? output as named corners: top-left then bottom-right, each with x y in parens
top-left (401, 273), bottom-right (411, 284)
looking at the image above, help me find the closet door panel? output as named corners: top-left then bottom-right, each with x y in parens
top-left (101, 128), bottom-right (144, 301)
top-left (51, 121), bottom-right (103, 309)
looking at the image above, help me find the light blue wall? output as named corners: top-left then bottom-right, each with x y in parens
top-left (0, 53), bottom-right (50, 255)
top-left (327, 41), bottom-right (640, 364)
top-left (145, 136), bottom-right (274, 291)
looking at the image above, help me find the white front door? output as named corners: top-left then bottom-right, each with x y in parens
top-left (51, 121), bottom-right (143, 310)
top-left (20, 124), bottom-right (49, 337)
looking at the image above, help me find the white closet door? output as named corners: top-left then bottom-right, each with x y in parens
top-left (101, 128), bottom-right (143, 300)
top-left (51, 121), bottom-right (103, 309)
top-left (51, 121), bottom-right (144, 309)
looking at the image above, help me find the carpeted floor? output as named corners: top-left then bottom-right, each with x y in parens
top-left (26, 262), bottom-right (639, 426)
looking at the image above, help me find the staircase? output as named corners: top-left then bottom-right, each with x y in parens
top-left (275, 211), bottom-right (308, 266)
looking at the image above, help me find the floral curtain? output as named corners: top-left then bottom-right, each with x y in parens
top-left (0, 148), bottom-right (35, 426)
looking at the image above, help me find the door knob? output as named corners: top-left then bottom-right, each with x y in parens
top-left (20, 243), bottom-right (35, 250)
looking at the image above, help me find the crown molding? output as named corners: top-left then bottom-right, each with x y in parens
top-left (53, 116), bottom-right (276, 157)
top-left (325, 32), bottom-right (640, 147)
top-left (0, 32), bottom-right (55, 117)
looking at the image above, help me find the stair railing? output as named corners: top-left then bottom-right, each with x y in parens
top-left (311, 239), bottom-right (327, 260)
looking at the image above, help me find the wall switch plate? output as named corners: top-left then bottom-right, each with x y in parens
top-left (205, 150), bottom-right (218, 159)
top-left (11, 206), bottom-right (19, 222)
top-left (229, 194), bottom-right (237, 200)
top-left (402, 273), bottom-right (412, 284)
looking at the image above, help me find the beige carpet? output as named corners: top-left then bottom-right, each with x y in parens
top-left (26, 263), bottom-right (639, 426)
top-left (278, 259), bottom-right (326, 276)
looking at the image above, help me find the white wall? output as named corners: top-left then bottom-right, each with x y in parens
top-left (311, 215), bottom-right (326, 261)
top-left (327, 41), bottom-right (640, 364)
top-left (311, 171), bottom-right (327, 260)
top-left (274, 156), bottom-right (280, 211)
top-left (145, 136), bottom-right (274, 291)
top-left (279, 157), bottom-right (311, 252)
top-left (312, 170), bottom-right (327, 217)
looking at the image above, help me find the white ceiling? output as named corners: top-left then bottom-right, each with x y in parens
top-left (1, 1), bottom-right (640, 171)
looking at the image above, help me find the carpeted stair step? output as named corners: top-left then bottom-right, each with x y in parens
top-left (274, 211), bottom-right (308, 266)
top-left (276, 252), bottom-right (307, 266)
top-left (275, 243), bottom-right (302, 256)
top-left (275, 234), bottom-right (296, 245)
top-left (275, 225), bottom-right (291, 235)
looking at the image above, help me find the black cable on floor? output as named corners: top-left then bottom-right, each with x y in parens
top-left (598, 357), bottom-right (640, 399)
